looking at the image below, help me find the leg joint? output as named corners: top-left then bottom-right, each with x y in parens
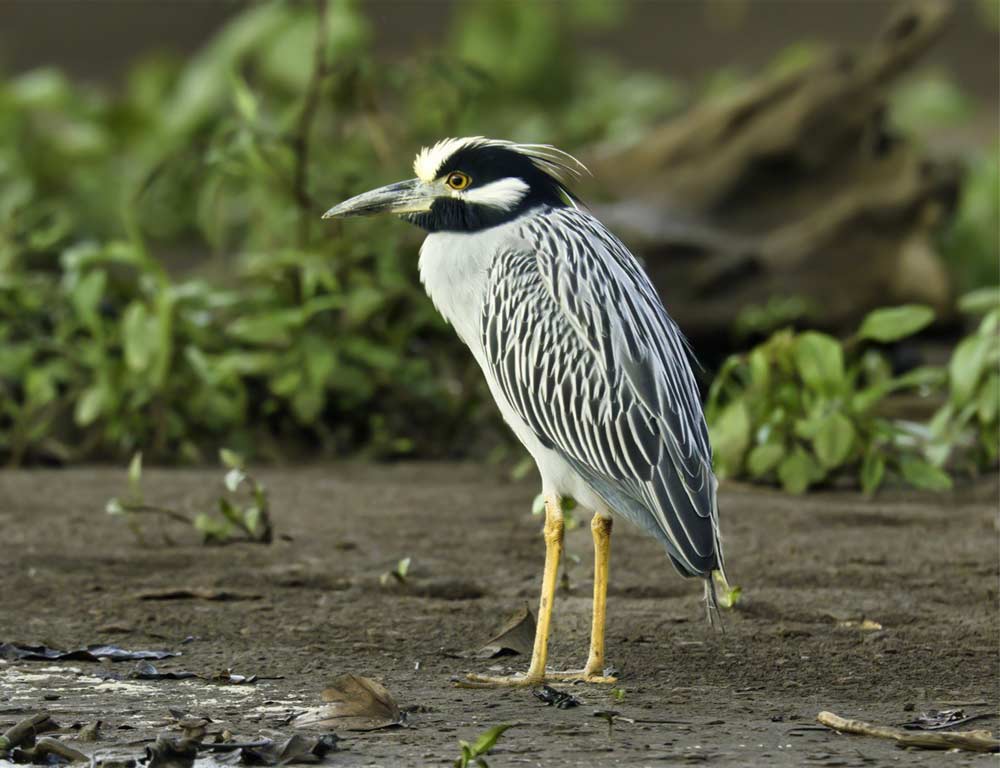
top-left (591, 513), bottom-right (612, 538)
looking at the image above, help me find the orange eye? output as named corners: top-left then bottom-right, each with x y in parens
top-left (445, 171), bottom-right (471, 190)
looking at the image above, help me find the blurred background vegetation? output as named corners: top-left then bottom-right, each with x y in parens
top-left (0, 0), bottom-right (996, 493)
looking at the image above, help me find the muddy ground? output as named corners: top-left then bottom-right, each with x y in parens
top-left (1, 464), bottom-right (998, 767)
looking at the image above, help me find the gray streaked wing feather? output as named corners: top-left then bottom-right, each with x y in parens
top-left (482, 207), bottom-right (722, 577)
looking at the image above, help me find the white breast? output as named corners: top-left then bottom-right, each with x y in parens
top-left (418, 219), bottom-right (525, 355)
top-left (417, 220), bottom-right (607, 511)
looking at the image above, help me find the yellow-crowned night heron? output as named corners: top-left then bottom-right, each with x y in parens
top-left (324, 138), bottom-right (726, 686)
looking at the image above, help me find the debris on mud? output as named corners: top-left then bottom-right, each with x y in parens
top-left (473, 606), bottom-right (536, 659)
top-left (901, 708), bottom-right (994, 731)
top-left (130, 661), bottom-right (198, 681)
top-left (533, 686), bottom-right (581, 709)
top-left (291, 674), bottom-right (403, 731)
top-left (134, 587), bottom-right (263, 602)
top-left (0, 713), bottom-right (90, 764)
top-left (817, 710), bottom-right (1000, 753)
top-left (211, 669), bottom-right (259, 684)
top-left (209, 733), bottom-right (340, 765)
top-left (145, 734), bottom-right (198, 768)
top-left (0, 643), bottom-right (178, 662)
top-left (593, 710), bottom-right (635, 738)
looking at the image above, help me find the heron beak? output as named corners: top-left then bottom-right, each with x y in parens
top-left (322, 178), bottom-right (436, 219)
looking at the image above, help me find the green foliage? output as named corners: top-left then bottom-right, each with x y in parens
top-left (0, 0), bottom-right (691, 465)
top-left (927, 289), bottom-right (1000, 472)
top-left (709, 298), bottom-right (998, 493)
top-left (707, 305), bottom-right (951, 494)
top-left (107, 448), bottom-right (272, 545)
top-left (454, 724), bottom-right (513, 768)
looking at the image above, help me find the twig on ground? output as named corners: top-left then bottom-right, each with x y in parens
top-left (817, 710), bottom-right (1000, 753)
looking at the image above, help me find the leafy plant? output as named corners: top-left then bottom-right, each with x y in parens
top-left (0, 0), bottom-right (692, 467)
top-left (706, 305), bottom-right (948, 494)
top-left (927, 288), bottom-right (1000, 472)
top-left (106, 448), bottom-right (272, 545)
top-left (454, 724), bottom-right (513, 768)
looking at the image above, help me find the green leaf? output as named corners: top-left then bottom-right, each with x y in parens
top-left (195, 513), bottom-right (232, 542)
top-left (746, 443), bottom-right (784, 477)
top-left (243, 505), bottom-right (261, 535)
top-left (899, 455), bottom-right (953, 491)
top-left (958, 287), bottom-right (1000, 315)
top-left (74, 386), bottom-right (105, 426)
top-left (71, 270), bottom-right (107, 329)
top-left (708, 400), bottom-right (751, 476)
top-left (860, 451), bottom-right (885, 495)
top-left (106, 498), bottom-right (125, 516)
top-left (127, 451), bottom-right (143, 496)
top-left (857, 305), bottom-right (934, 343)
top-left (812, 413), bottom-right (855, 468)
top-left (469, 725), bottom-right (513, 757)
top-left (231, 73), bottom-right (258, 122)
top-left (978, 373), bottom-right (999, 422)
top-left (220, 448), bottom-right (244, 470)
top-left (122, 301), bottom-right (160, 372)
top-left (777, 448), bottom-right (821, 494)
top-left (794, 332), bottom-right (844, 394)
top-left (950, 334), bottom-right (992, 405)
top-left (218, 497), bottom-right (242, 525)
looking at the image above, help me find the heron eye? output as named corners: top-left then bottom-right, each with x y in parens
top-left (446, 172), bottom-right (471, 190)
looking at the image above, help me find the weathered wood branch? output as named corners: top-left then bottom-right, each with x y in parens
top-left (589, 0), bottom-right (961, 340)
top-left (817, 710), bottom-right (1000, 753)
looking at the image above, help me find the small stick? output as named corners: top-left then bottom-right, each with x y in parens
top-left (817, 711), bottom-right (1000, 753)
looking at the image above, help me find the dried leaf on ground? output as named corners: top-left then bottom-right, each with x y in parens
top-left (475, 606), bottom-right (536, 658)
top-left (0, 643), bottom-right (178, 662)
top-left (533, 685), bottom-right (581, 709)
top-left (217, 734), bottom-right (340, 765)
top-left (130, 661), bottom-right (198, 680)
top-left (291, 674), bottom-right (402, 731)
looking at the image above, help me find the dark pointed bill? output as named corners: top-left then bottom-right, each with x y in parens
top-left (322, 179), bottom-right (435, 219)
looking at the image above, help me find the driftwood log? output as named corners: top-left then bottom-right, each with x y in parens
top-left (588, 0), bottom-right (960, 342)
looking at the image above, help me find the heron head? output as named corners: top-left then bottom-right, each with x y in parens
top-left (322, 137), bottom-right (587, 232)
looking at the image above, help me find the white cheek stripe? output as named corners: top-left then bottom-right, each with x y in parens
top-left (456, 178), bottom-right (530, 211)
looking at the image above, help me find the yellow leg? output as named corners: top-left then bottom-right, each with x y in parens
top-left (586, 514), bottom-right (612, 676)
top-left (548, 513), bottom-right (616, 684)
top-left (461, 495), bottom-right (564, 687)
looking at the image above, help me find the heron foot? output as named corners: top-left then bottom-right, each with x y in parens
top-left (455, 669), bottom-right (616, 688)
top-left (546, 669), bottom-right (617, 684)
top-left (455, 672), bottom-right (544, 688)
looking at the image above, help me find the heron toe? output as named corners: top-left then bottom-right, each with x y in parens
top-left (456, 670), bottom-right (616, 688)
